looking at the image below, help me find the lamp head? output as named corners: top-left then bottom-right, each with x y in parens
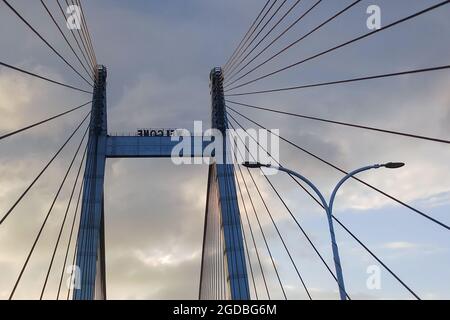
top-left (242, 162), bottom-right (271, 169)
top-left (383, 162), bottom-right (405, 169)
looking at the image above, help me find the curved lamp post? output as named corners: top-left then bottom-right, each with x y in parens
top-left (242, 161), bottom-right (405, 300)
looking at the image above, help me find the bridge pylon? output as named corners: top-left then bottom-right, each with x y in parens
top-left (198, 68), bottom-right (250, 300)
top-left (73, 65), bottom-right (108, 300)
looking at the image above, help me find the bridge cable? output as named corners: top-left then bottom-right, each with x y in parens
top-left (8, 121), bottom-right (90, 300)
top-left (56, 171), bottom-right (84, 299)
top-left (224, 0), bottom-right (362, 88)
top-left (224, 0), bottom-right (323, 84)
top-left (235, 175), bottom-right (261, 300)
top-left (68, 0), bottom-right (96, 68)
top-left (68, 129), bottom-right (96, 299)
top-left (198, 172), bottom-right (209, 299)
top-left (0, 61), bottom-right (92, 94)
top-left (40, 140), bottom-right (88, 299)
top-left (199, 176), bottom-right (211, 300)
top-left (76, 0), bottom-right (98, 66)
top-left (225, 0), bottom-right (304, 82)
top-left (233, 153), bottom-right (270, 299)
top-left (223, 0), bottom-right (273, 72)
top-left (234, 163), bottom-right (273, 300)
top-left (229, 155), bottom-right (286, 299)
top-left (73, 0), bottom-right (97, 67)
top-left (231, 133), bottom-right (311, 299)
top-left (225, 0), bottom-right (290, 76)
top-left (66, 139), bottom-right (95, 299)
top-left (0, 101), bottom-right (92, 141)
top-left (223, 132), bottom-right (267, 299)
top-left (225, 0), bottom-right (449, 91)
top-left (332, 215), bottom-right (420, 299)
top-left (64, 0), bottom-right (96, 69)
top-left (72, 0), bottom-right (95, 63)
top-left (229, 119), bottom-right (328, 299)
top-left (227, 117), bottom-right (287, 300)
top-left (228, 117), bottom-right (349, 299)
top-left (242, 164), bottom-right (312, 300)
top-left (55, 0), bottom-right (96, 72)
top-left (226, 65), bottom-right (450, 96)
top-left (224, 0), bottom-right (280, 74)
top-left (226, 100), bottom-right (450, 145)
top-left (52, 0), bottom-right (99, 298)
top-left (2, 0), bottom-right (94, 87)
top-left (211, 173), bottom-right (218, 298)
top-left (40, 0), bottom-right (94, 82)
top-left (203, 178), bottom-right (213, 299)
top-left (227, 106), bottom-right (450, 231)
top-left (228, 111), bottom-right (421, 300)
top-left (0, 112), bottom-right (91, 225)
top-left (233, 140), bottom-right (312, 299)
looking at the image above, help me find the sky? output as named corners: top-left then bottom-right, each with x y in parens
top-left (0, 0), bottom-right (449, 300)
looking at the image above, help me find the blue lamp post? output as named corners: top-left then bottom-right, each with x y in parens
top-left (243, 161), bottom-right (405, 300)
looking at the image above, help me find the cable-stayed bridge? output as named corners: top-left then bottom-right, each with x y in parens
top-left (0, 0), bottom-right (449, 300)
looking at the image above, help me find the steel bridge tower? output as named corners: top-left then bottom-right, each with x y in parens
top-left (73, 66), bottom-right (107, 300)
top-left (72, 66), bottom-right (249, 300)
top-left (198, 68), bottom-right (250, 300)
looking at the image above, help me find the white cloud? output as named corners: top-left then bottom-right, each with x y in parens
top-left (133, 248), bottom-right (201, 268)
top-left (383, 242), bottom-right (419, 250)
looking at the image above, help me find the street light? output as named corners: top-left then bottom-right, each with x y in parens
top-left (242, 161), bottom-right (405, 300)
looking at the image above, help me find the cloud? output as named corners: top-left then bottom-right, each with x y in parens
top-left (383, 242), bottom-right (418, 250)
top-left (133, 248), bottom-right (201, 268)
top-left (0, 0), bottom-right (449, 300)
top-left (416, 191), bottom-right (450, 208)
top-left (380, 241), bottom-right (447, 257)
